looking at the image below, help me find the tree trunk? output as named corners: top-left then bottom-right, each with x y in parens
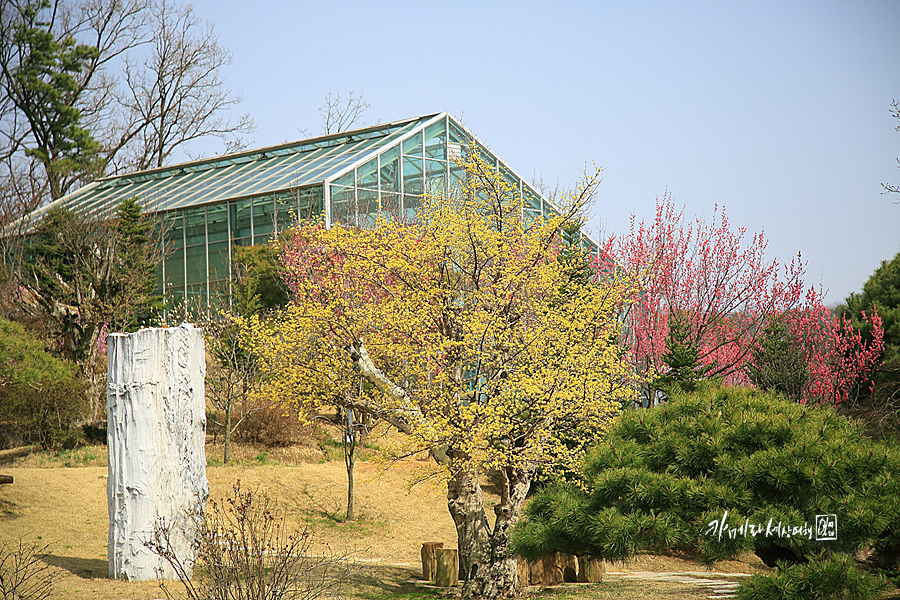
top-left (346, 440), bottom-right (355, 521)
top-left (447, 464), bottom-right (532, 599)
top-left (223, 403), bottom-right (232, 464)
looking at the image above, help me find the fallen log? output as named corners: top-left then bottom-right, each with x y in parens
top-left (0, 475), bottom-right (12, 484)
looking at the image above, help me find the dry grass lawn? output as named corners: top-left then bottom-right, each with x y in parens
top-left (1, 440), bottom-right (769, 600)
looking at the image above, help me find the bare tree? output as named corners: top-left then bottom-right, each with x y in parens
top-left (0, 0), bottom-right (149, 200)
top-left (0, 0), bottom-right (254, 205)
top-left (205, 316), bottom-right (270, 464)
top-left (114, 0), bottom-right (254, 171)
top-left (318, 89), bottom-right (369, 135)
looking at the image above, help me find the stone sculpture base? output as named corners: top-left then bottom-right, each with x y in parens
top-left (106, 324), bottom-right (208, 581)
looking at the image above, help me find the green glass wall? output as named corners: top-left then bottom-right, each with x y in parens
top-left (156, 186), bottom-right (323, 313)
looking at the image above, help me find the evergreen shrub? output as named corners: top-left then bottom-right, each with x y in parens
top-left (0, 318), bottom-right (87, 449)
top-left (512, 384), bottom-right (900, 599)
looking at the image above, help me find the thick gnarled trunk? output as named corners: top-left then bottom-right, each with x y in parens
top-left (447, 465), bottom-right (533, 599)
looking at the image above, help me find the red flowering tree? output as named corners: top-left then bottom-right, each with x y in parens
top-left (605, 194), bottom-right (883, 405)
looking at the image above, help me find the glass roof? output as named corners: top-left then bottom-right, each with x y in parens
top-left (16, 111), bottom-right (599, 252)
top-left (24, 113), bottom-right (444, 225)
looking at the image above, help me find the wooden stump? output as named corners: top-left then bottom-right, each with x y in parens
top-left (577, 556), bottom-right (604, 583)
top-left (516, 557), bottom-right (530, 587)
top-left (528, 553), bottom-right (577, 586)
top-left (435, 548), bottom-right (459, 587)
top-left (421, 542), bottom-right (443, 581)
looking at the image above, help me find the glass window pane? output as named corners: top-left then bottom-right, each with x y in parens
top-left (168, 287), bottom-right (185, 311)
top-left (330, 185), bottom-right (355, 226)
top-left (425, 160), bottom-right (446, 197)
top-left (380, 147), bottom-right (400, 193)
top-left (154, 264), bottom-right (163, 295)
top-left (402, 132), bottom-right (423, 157)
top-left (404, 194), bottom-right (419, 222)
top-left (358, 158), bottom-right (378, 189)
top-left (253, 197), bottom-right (274, 243)
top-left (208, 241), bottom-right (229, 281)
top-left (449, 163), bottom-right (466, 195)
top-left (185, 283), bottom-right (205, 315)
top-left (449, 120), bottom-right (469, 145)
top-left (333, 172), bottom-right (354, 187)
top-left (186, 245), bottom-right (206, 286)
top-left (231, 199), bottom-right (252, 241)
top-left (165, 211), bottom-right (184, 249)
top-left (165, 247), bottom-right (184, 289)
top-left (298, 186), bottom-right (323, 220)
top-left (424, 122), bottom-right (446, 160)
top-left (380, 191), bottom-right (401, 221)
top-left (358, 188), bottom-right (378, 222)
top-left (185, 207), bottom-right (206, 246)
top-left (275, 193), bottom-right (296, 231)
top-left (402, 156), bottom-right (423, 197)
top-left (207, 204), bottom-right (228, 243)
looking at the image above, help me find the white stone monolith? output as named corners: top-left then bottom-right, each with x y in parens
top-left (106, 324), bottom-right (208, 581)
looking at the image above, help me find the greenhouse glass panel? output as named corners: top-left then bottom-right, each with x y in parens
top-left (165, 247), bottom-right (184, 288)
top-left (168, 287), bottom-right (185, 310)
top-left (208, 241), bottom-right (229, 281)
top-left (449, 120), bottom-right (469, 145)
top-left (333, 171), bottom-right (354, 188)
top-left (358, 157), bottom-right (378, 189)
top-left (186, 245), bottom-right (206, 286)
top-left (449, 162), bottom-right (466, 194)
top-left (165, 211), bottom-right (184, 249)
top-left (185, 207), bottom-right (206, 246)
top-left (402, 132), bottom-right (423, 157)
top-left (425, 160), bottom-right (446, 197)
top-left (232, 199), bottom-right (252, 241)
top-left (185, 283), bottom-right (205, 314)
top-left (207, 203), bottom-right (228, 243)
top-left (381, 191), bottom-right (401, 220)
top-left (154, 263), bottom-right (163, 295)
top-left (298, 186), bottom-right (323, 219)
top-left (358, 188), bottom-right (378, 220)
top-left (252, 197), bottom-right (274, 243)
top-left (404, 194), bottom-right (419, 222)
top-left (402, 156), bottom-right (423, 197)
top-left (424, 122), bottom-right (446, 160)
top-left (275, 193), bottom-right (296, 230)
top-left (330, 185), bottom-right (355, 226)
top-left (379, 147), bottom-right (400, 193)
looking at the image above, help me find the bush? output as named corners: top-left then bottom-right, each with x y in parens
top-left (735, 553), bottom-right (885, 600)
top-left (0, 537), bottom-right (56, 600)
top-left (148, 481), bottom-right (352, 600)
top-left (0, 318), bottom-right (87, 449)
top-left (512, 384), bottom-right (900, 599)
top-left (233, 403), bottom-right (314, 447)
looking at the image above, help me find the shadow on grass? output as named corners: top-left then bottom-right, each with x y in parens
top-left (41, 554), bottom-right (108, 579)
top-left (348, 565), bottom-right (445, 600)
top-left (0, 497), bottom-right (21, 519)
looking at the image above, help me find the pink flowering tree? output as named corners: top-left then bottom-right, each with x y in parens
top-left (605, 194), bottom-right (884, 405)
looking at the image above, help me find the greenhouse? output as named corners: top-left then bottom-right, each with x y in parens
top-left (24, 112), bottom-right (597, 313)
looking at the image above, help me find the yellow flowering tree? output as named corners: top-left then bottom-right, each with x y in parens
top-left (241, 154), bottom-right (636, 599)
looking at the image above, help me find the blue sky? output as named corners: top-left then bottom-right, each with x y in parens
top-left (184, 0), bottom-right (900, 305)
